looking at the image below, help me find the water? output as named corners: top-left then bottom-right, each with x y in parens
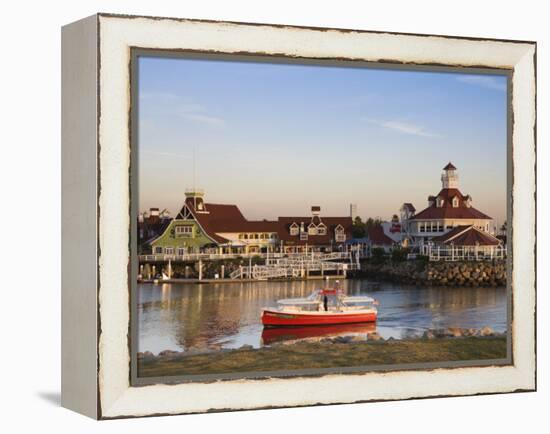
top-left (137, 279), bottom-right (507, 354)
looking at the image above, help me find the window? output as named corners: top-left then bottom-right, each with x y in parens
top-left (452, 197), bottom-right (459, 208)
top-left (243, 233), bottom-right (249, 239)
top-left (335, 226), bottom-right (345, 242)
top-left (175, 225), bottom-right (193, 237)
top-left (308, 224), bottom-right (317, 235)
top-left (290, 223), bottom-right (299, 236)
top-left (317, 224), bottom-right (327, 235)
top-left (177, 247), bottom-right (185, 255)
top-left (165, 247), bottom-right (174, 255)
top-left (153, 246), bottom-right (163, 254)
top-left (419, 223), bottom-right (426, 233)
top-left (300, 232), bottom-right (308, 241)
top-left (270, 233), bottom-right (277, 239)
top-left (436, 198), bottom-right (444, 207)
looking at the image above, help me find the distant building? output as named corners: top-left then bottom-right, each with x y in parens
top-left (148, 190), bottom-right (352, 255)
top-left (401, 163), bottom-right (493, 246)
top-left (366, 225), bottom-right (395, 253)
top-left (350, 203), bottom-right (358, 220)
top-left (138, 207), bottom-right (172, 252)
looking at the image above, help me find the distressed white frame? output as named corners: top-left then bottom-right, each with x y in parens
top-left (63, 13), bottom-right (536, 419)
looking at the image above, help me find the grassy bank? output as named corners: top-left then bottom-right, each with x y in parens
top-left (138, 337), bottom-right (507, 378)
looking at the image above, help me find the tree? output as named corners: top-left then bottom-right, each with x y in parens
top-left (500, 221), bottom-right (507, 235)
top-left (365, 217), bottom-right (382, 232)
top-left (352, 216), bottom-right (366, 238)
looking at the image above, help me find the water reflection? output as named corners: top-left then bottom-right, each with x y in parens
top-left (261, 323), bottom-right (377, 345)
top-left (138, 279), bottom-right (507, 354)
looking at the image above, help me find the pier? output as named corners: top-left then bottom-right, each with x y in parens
top-left (138, 251), bottom-right (360, 281)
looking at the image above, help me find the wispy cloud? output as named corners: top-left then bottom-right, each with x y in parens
top-left (140, 92), bottom-right (226, 127)
top-left (456, 75), bottom-right (506, 91)
top-left (180, 112), bottom-right (226, 126)
top-left (139, 91), bottom-right (179, 101)
top-left (365, 118), bottom-right (441, 138)
top-left (141, 150), bottom-right (191, 159)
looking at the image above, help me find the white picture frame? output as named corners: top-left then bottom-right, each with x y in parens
top-left (61, 13), bottom-right (536, 419)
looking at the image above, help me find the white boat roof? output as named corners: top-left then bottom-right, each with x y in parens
top-left (276, 295), bottom-right (375, 305)
top-left (277, 298), bottom-right (319, 305)
top-left (342, 296), bottom-right (375, 303)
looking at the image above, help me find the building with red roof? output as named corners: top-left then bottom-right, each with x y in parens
top-left (149, 190), bottom-right (352, 254)
top-left (400, 163), bottom-right (494, 246)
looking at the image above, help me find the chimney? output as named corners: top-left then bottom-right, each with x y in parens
top-left (150, 208), bottom-right (159, 217)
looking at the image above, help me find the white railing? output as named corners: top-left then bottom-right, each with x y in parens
top-left (139, 252), bottom-right (286, 262)
top-left (139, 251), bottom-right (350, 263)
top-left (421, 245), bottom-right (507, 262)
top-left (228, 252), bottom-right (358, 280)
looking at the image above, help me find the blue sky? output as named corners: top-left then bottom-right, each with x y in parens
top-left (138, 56), bottom-right (508, 225)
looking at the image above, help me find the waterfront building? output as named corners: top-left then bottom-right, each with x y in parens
top-left (400, 163), bottom-right (493, 246)
top-left (366, 225), bottom-right (396, 253)
top-left (277, 206), bottom-right (352, 253)
top-left (381, 214), bottom-right (403, 243)
top-left (138, 207), bottom-right (172, 252)
top-left (148, 190), bottom-right (352, 255)
top-left (424, 225), bottom-right (504, 261)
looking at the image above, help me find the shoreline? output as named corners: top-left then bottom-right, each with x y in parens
top-left (137, 329), bottom-right (507, 378)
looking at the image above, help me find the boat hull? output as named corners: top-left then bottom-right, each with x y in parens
top-left (261, 309), bottom-right (377, 327)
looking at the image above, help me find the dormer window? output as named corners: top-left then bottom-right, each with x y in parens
top-left (308, 223), bottom-right (317, 235)
top-left (335, 225), bottom-right (345, 242)
top-left (317, 223), bottom-right (327, 235)
top-left (436, 197), bottom-right (444, 208)
top-left (452, 197), bottom-right (459, 208)
top-left (289, 222), bottom-right (299, 236)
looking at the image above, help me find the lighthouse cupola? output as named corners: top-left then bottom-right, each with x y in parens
top-left (441, 162), bottom-right (459, 189)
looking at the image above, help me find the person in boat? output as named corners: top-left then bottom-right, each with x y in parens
top-left (323, 294), bottom-right (328, 312)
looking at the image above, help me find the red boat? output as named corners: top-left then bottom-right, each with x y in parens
top-left (261, 285), bottom-right (378, 327)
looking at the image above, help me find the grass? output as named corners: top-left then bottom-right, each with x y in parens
top-left (137, 337), bottom-right (507, 378)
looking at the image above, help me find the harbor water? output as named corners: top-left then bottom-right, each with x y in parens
top-left (137, 279), bottom-right (507, 354)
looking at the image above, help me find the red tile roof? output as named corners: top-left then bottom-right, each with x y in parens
top-left (432, 225), bottom-right (500, 246)
top-left (412, 188), bottom-right (492, 220)
top-left (181, 198), bottom-right (351, 245)
top-left (367, 225), bottom-right (395, 246)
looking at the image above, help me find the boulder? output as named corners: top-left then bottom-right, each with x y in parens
top-left (367, 332), bottom-right (384, 341)
top-left (158, 349), bottom-right (179, 357)
top-left (479, 326), bottom-right (494, 337)
top-left (137, 351), bottom-right (154, 359)
top-left (422, 330), bottom-right (436, 339)
top-left (447, 327), bottom-right (463, 337)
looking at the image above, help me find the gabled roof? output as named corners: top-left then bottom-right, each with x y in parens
top-left (443, 162), bottom-right (457, 170)
top-left (180, 199), bottom-right (278, 243)
top-left (402, 203), bottom-right (416, 212)
top-left (432, 225), bottom-right (500, 246)
top-left (412, 188), bottom-right (492, 220)
top-left (367, 225), bottom-right (395, 246)
top-left (278, 216), bottom-right (352, 245)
